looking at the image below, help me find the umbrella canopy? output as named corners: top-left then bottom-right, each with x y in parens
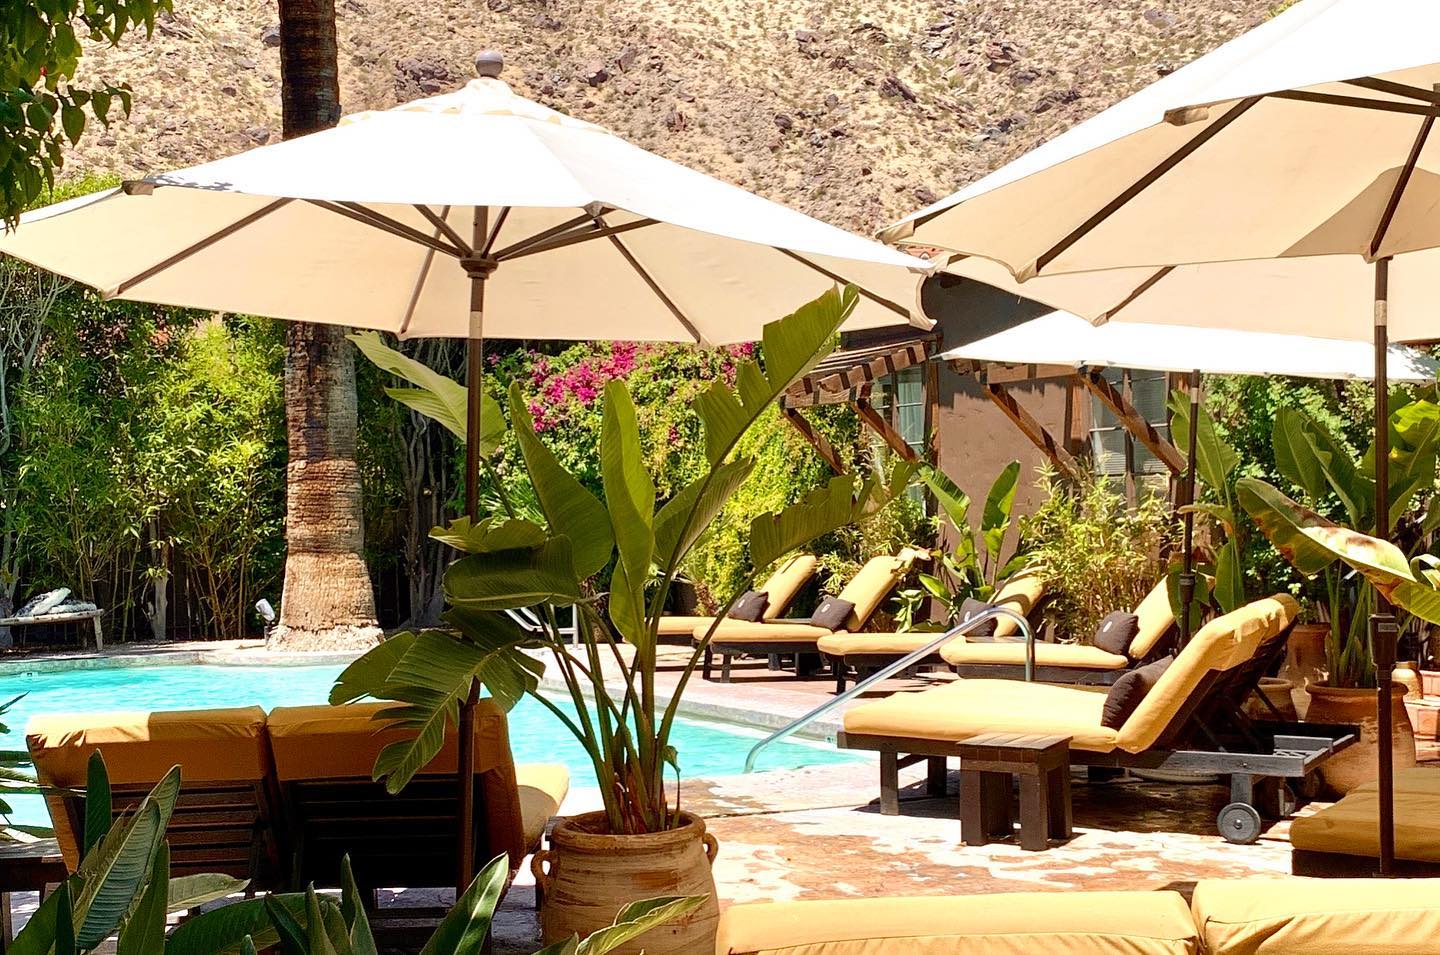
top-left (940, 309), bottom-right (1440, 381)
top-left (1, 70), bottom-right (930, 345)
top-left (884, 0), bottom-right (1440, 296)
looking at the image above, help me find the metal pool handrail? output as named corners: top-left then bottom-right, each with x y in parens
top-left (742, 606), bottom-right (1035, 773)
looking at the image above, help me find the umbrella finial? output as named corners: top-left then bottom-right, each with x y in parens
top-left (475, 51), bottom-right (504, 78)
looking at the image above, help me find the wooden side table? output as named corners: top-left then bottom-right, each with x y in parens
top-left (956, 733), bottom-right (1073, 851)
top-left (0, 838), bottom-right (67, 952)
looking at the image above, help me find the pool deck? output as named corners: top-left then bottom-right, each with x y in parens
top-left (3, 640), bottom-right (1434, 953)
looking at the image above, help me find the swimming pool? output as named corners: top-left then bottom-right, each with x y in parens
top-left (0, 662), bottom-right (860, 828)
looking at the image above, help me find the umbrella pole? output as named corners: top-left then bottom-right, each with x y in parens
top-left (1372, 257), bottom-right (1398, 877)
top-left (1177, 370), bottom-right (1201, 649)
top-left (457, 208), bottom-right (493, 895)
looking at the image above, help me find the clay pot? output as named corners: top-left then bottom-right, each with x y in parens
top-left (1305, 684), bottom-right (1417, 796)
top-left (1243, 677), bottom-right (1298, 722)
top-left (533, 811), bottom-right (720, 954)
top-left (1393, 663), bottom-right (1422, 701)
top-left (1277, 623), bottom-right (1328, 693)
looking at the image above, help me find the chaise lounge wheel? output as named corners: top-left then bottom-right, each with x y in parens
top-left (1217, 802), bottom-right (1262, 844)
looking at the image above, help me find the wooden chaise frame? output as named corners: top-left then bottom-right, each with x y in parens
top-left (838, 620), bottom-right (1358, 841)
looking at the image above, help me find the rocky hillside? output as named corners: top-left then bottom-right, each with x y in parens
top-left (68, 0), bottom-right (1276, 234)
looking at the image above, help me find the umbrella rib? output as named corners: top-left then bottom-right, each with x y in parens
top-left (305, 200), bottom-right (464, 257)
top-left (1345, 78), bottom-right (1440, 106)
top-left (398, 205), bottom-right (449, 339)
top-left (1100, 266), bottom-right (1175, 323)
top-left (498, 218), bottom-right (659, 262)
top-left (413, 205), bottom-right (473, 255)
top-left (115, 197), bottom-right (292, 295)
top-left (1033, 96), bottom-right (1260, 275)
top-left (600, 224), bottom-right (704, 345)
top-left (489, 211), bottom-right (597, 260)
top-left (481, 207), bottom-right (511, 256)
top-left (1369, 110), bottom-right (1435, 258)
top-left (1268, 89), bottom-right (1440, 118)
top-left (773, 248), bottom-right (912, 319)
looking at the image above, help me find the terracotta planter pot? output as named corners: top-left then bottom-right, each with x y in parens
top-left (1305, 684), bottom-right (1417, 796)
top-left (1277, 623), bottom-right (1328, 693)
top-left (1243, 677), bottom-right (1298, 722)
top-left (533, 811), bottom-right (720, 954)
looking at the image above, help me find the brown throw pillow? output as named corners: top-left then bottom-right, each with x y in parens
top-left (727, 590), bottom-right (769, 622)
top-left (1093, 611), bottom-right (1142, 658)
top-left (1101, 655), bottom-right (1175, 730)
top-left (958, 597), bottom-right (997, 637)
top-left (810, 596), bottom-right (855, 631)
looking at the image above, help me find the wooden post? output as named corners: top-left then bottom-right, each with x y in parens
top-left (780, 406), bottom-right (845, 473)
top-left (1078, 370), bottom-right (1185, 476)
top-left (983, 383), bottom-right (1082, 481)
top-left (852, 397), bottom-right (919, 462)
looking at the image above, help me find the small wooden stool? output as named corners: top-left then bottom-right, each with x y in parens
top-left (0, 838), bottom-right (67, 953)
top-left (956, 733), bottom-right (1073, 851)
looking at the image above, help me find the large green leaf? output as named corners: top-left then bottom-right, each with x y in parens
top-left (1167, 390), bottom-right (1238, 496)
top-left (429, 517), bottom-right (548, 555)
top-left (444, 536), bottom-right (582, 611)
top-left (508, 384), bottom-right (615, 578)
top-left (165, 874), bottom-right (250, 914)
top-left (367, 628), bottom-right (541, 793)
top-left (10, 873), bottom-right (70, 955)
top-left (339, 858), bottom-right (378, 955)
top-left (76, 801), bottom-right (164, 948)
top-left (1272, 407), bottom-right (1328, 502)
top-left (82, 751), bottom-right (111, 858)
top-left (652, 458), bottom-right (755, 570)
top-left (166, 894), bottom-right (308, 955)
top-left (980, 461), bottom-right (1020, 563)
top-left (749, 460), bottom-right (918, 569)
top-left (1236, 478), bottom-right (1341, 577)
top-left (921, 466), bottom-right (970, 533)
top-left (694, 286), bottom-right (856, 466)
top-left (117, 843), bottom-right (168, 955)
top-left (329, 631), bottom-right (418, 705)
top-left (1387, 400), bottom-right (1440, 527)
top-left (1213, 538), bottom-right (1245, 614)
top-left (349, 332), bottom-right (505, 454)
top-left (600, 382), bottom-right (655, 645)
top-left (575, 896), bottom-right (708, 954)
top-left (1301, 417), bottom-right (1372, 527)
top-left (418, 854), bottom-right (508, 955)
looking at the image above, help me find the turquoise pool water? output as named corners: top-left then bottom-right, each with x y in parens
top-left (0, 663), bottom-right (860, 828)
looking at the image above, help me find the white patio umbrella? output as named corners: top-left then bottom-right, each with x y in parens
top-left (885, 0), bottom-right (1440, 873)
top-left (0, 52), bottom-right (931, 890)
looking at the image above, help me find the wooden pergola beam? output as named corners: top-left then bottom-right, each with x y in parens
top-left (1078, 370), bottom-right (1186, 476)
top-left (780, 406), bottom-right (845, 473)
top-left (784, 340), bottom-right (934, 405)
top-left (852, 396), bottom-right (920, 463)
top-left (983, 382), bottom-right (1082, 481)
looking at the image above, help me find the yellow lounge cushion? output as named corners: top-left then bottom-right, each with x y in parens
top-left (843, 679), bottom-right (1120, 753)
top-left (1192, 877), bottom-right (1440, 954)
top-left (817, 631), bottom-right (944, 657)
top-left (658, 615), bottom-right (718, 637)
top-left (704, 621), bottom-right (835, 644)
top-left (660, 555), bottom-right (820, 636)
top-left (266, 700), bottom-right (514, 780)
top-left (990, 571), bottom-right (1046, 639)
top-left (1289, 790), bottom-right (1440, 863)
top-left (516, 763), bottom-right (569, 852)
top-left (27, 706), bottom-right (269, 787)
top-left (941, 641), bottom-right (1130, 670)
top-left (1350, 765), bottom-right (1440, 796)
top-left (1129, 579), bottom-right (1177, 660)
top-left (717, 892), bottom-right (1198, 955)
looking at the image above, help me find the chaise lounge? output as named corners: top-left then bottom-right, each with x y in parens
top-left (1290, 765), bottom-right (1440, 876)
top-left (715, 877), bottom-right (1440, 954)
top-left (940, 577), bottom-right (1176, 684)
top-left (839, 595), bottom-right (1357, 842)
top-left (657, 554), bottom-right (817, 641)
top-left (699, 549), bottom-right (924, 682)
top-left (817, 570), bottom-right (1048, 692)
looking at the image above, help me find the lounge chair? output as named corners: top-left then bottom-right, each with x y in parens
top-left (656, 554), bottom-right (817, 641)
top-left (266, 701), bottom-right (568, 895)
top-left (27, 706), bottom-right (283, 885)
top-left (940, 576), bottom-right (1176, 684)
top-left (1290, 765), bottom-right (1440, 876)
top-left (839, 595), bottom-right (1357, 841)
top-left (818, 570), bottom-right (1049, 692)
top-left (699, 549), bottom-right (925, 682)
top-left (716, 878), bottom-right (1440, 954)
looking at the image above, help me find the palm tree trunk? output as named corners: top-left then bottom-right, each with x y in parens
top-left (270, 0), bottom-right (380, 651)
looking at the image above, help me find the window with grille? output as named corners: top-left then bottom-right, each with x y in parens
top-left (1089, 368), bottom-right (1171, 482)
top-left (872, 367), bottom-right (926, 456)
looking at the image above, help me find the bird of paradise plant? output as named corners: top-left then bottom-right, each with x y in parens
top-left (332, 286), bottom-right (915, 835)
